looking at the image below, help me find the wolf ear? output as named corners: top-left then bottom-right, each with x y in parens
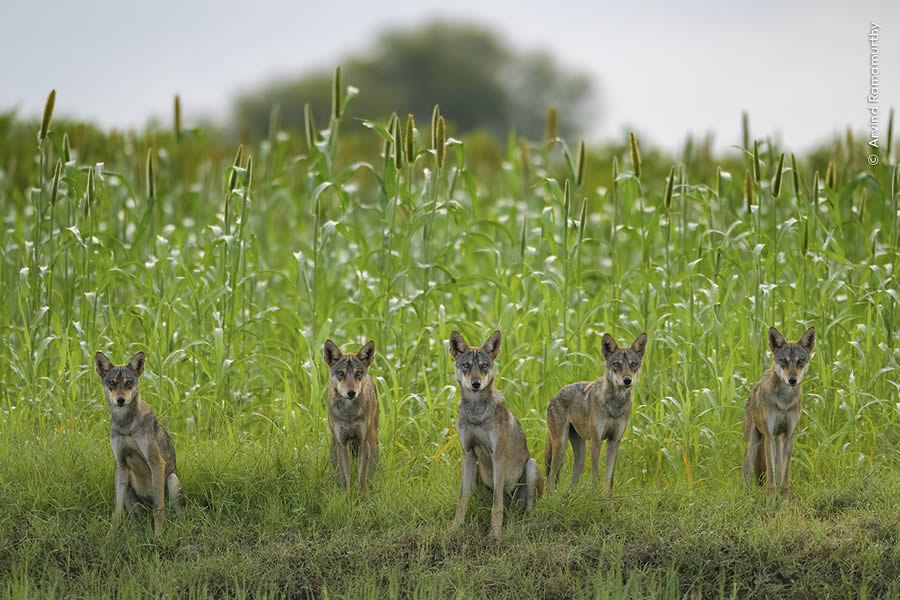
top-left (449, 331), bottom-right (469, 359)
top-left (323, 340), bottom-right (342, 367)
top-left (357, 340), bottom-right (375, 366)
top-left (482, 330), bottom-right (502, 360)
top-left (601, 334), bottom-right (618, 359)
top-left (95, 352), bottom-right (113, 378)
top-left (127, 352), bottom-right (145, 377)
top-left (768, 327), bottom-right (786, 353)
top-left (798, 326), bottom-right (816, 353)
top-left (630, 332), bottom-right (648, 357)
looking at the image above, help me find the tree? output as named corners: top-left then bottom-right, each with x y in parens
top-left (234, 22), bottom-right (597, 141)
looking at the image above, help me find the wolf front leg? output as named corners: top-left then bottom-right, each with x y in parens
top-left (335, 441), bottom-right (352, 490)
top-left (451, 449), bottom-right (477, 530)
top-left (357, 435), bottom-right (370, 495)
top-left (590, 436), bottom-right (603, 486)
top-left (110, 462), bottom-right (129, 532)
top-left (490, 453), bottom-right (505, 540)
top-left (604, 438), bottom-right (621, 494)
top-left (764, 432), bottom-right (779, 506)
top-left (779, 433), bottom-right (795, 500)
top-left (150, 455), bottom-right (167, 536)
top-left (367, 434), bottom-right (379, 479)
top-left (569, 432), bottom-right (587, 488)
top-left (524, 458), bottom-right (539, 512)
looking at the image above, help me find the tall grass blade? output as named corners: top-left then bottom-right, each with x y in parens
top-left (435, 117), bottom-right (446, 168)
top-left (431, 104), bottom-right (441, 150)
top-left (174, 95), bottom-right (182, 141)
top-left (331, 66), bottom-right (343, 121)
top-left (545, 106), bottom-right (559, 145)
top-left (404, 114), bottom-right (415, 162)
top-left (629, 131), bottom-right (642, 179)
top-left (62, 133), bottom-right (71, 163)
top-left (744, 168), bottom-right (754, 212)
top-left (825, 161), bottom-right (837, 190)
top-left (39, 89), bottom-right (55, 144)
top-left (146, 148), bottom-right (156, 200)
top-left (772, 153), bottom-right (785, 198)
top-left (304, 103), bottom-right (317, 151)
top-left (752, 141), bottom-right (761, 184)
top-left (575, 140), bottom-right (585, 188)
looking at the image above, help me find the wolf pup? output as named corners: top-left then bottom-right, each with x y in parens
top-left (546, 332), bottom-right (647, 494)
top-left (94, 351), bottom-right (183, 536)
top-left (743, 326), bottom-right (815, 504)
top-left (323, 339), bottom-right (379, 494)
top-left (448, 330), bottom-right (542, 539)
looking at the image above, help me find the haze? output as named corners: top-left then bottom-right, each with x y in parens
top-left (3, 0), bottom-right (898, 152)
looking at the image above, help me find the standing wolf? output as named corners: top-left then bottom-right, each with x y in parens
top-left (94, 351), bottom-right (183, 536)
top-left (743, 326), bottom-right (815, 504)
top-left (323, 339), bottom-right (379, 494)
top-left (545, 333), bottom-right (648, 493)
top-left (448, 330), bottom-right (542, 539)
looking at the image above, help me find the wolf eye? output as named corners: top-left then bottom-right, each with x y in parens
top-left (462, 362), bottom-right (472, 370)
top-left (337, 370), bottom-right (345, 378)
top-left (630, 361), bottom-right (638, 369)
top-left (124, 381), bottom-right (132, 389)
top-left (480, 362), bottom-right (488, 369)
top-left (355, 370), bottom-right (363, 378)
top-left (797, 359), bottom-right (805, 367)
top-left (613, 362), bottom-right (622, 369)
top-left (780, 359), bottom-right (789, 367)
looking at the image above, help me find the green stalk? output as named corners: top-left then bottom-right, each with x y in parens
top-left (46, 160), bottom-right (62, 310)
top-left (771, 153), bottom-right (784, 285)
top-left (422, 116), bottom-right (447, 324)
top-left (35, 89), bottom-right (55, 315)
top-left (663, 166), bottom-right (675, 298)
top-left (680, 166), bottom-right (688, 264)
top-left (576, 195), bottom-right (588, 321)
top-left (520, 214), bottom-right (528, 269)
top-left (715, 166), bottom-right (723, 232)
top-left (230, 156), bottom-right (252, 332)
top-left (327, 66), bottom-right (343, 172)
top-left (562, 179), bottom-right (570, 343)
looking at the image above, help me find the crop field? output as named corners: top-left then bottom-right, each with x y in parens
top-left (1, 80), bottom-right (899, 598)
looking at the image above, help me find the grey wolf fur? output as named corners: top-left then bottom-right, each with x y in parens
top-left (323, 339), bottom-right (379, 494)
top-left (94, 351), bottom-right (183, 536)
top-left (545, 332), bottom-right (648, 493)
top-left (448, 330), bottom-right (543, 539)
top-left (743, 326), bottom-right (815, 504)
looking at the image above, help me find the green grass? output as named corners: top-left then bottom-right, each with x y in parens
top-left (2, 425), bottom-right (899, 599)
top-left (1, 82), bottom-right (899, 598)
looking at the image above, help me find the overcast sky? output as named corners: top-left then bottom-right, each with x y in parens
top-left (3, 0), bottom-right (898, 152)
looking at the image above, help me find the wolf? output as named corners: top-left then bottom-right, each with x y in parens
top-left (94, 351), bottom-right (183, 536)
top-left (743, 326), bottom-right (815, 504)
top-left (448, 330), bottom-right (543, 539)
top-left (323, 339), bottom-right (379, 494)
top-left (545, 332), bottom-right (648, 493)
